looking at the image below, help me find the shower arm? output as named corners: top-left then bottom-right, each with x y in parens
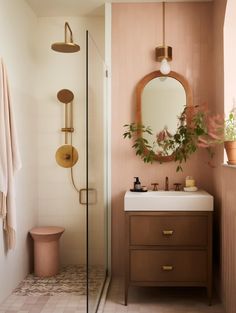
top-left (65, 22), bottom-right (73, 44)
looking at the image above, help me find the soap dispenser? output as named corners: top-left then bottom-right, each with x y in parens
top-left (134, 177), bottom-right (141, 190)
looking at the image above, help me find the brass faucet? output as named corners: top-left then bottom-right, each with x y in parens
top-left (165, 176), bottom-right (169, 191)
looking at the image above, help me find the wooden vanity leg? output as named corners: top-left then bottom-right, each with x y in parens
top-left (207, 285), bottom-right (212, 306)
top-left (124, 283), bottom-right (128, 306)
top-left (207, 212), bottom-right (213, 306)
top-left (125, 213), bottom-right (129, 306)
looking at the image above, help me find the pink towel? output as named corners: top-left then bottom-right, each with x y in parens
top-left (0, 58), bottom-right (22, 249)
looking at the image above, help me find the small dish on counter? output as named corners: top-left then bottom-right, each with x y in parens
top-left (184, 186), bottom-right (198, 192)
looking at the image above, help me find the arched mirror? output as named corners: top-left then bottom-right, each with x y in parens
top-left (136, 71), bottom-right (193, 162)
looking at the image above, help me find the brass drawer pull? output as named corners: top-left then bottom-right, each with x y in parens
top-left (162, 265), bottom-right (174, 271)
top-left (162, 230), bottom-right (174, 236)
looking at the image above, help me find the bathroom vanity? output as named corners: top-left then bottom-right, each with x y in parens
top-left (124, 190), bottom-right (213, 305)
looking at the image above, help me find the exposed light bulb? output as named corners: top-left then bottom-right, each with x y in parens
top-left (160, 58), bottom-right (171, 75)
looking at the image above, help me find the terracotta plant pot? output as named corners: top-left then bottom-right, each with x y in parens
top-left (224, 141), bottom-right (236, 165)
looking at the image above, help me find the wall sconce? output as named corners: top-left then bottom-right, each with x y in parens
top-left (156, 2), bottom-right (172, 75)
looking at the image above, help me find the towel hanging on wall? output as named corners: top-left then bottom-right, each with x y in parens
top-left (0, 58), bottom-right (22, 250)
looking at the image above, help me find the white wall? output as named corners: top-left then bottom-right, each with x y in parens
top-left (0, 0), bottom-right (38, 303)
top-left (36, 17), bottom-right (105, 265)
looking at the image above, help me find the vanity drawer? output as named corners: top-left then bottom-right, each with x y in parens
top-left (130, 215), bottom-right (208, 246)
top-left (130, 249), bottom-right (207, 282)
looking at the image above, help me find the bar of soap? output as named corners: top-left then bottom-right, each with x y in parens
top-left (186, 179), bottom-right (195, 187)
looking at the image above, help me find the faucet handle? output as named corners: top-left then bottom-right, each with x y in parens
top-left (174, 183), bottom-right (182, 191)
top-left (151, 183), bottom-right (159, 191)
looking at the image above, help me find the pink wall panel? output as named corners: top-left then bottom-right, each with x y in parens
top-left (221, 167), bottom-right (236, 313)
top-left (111, 2), bottom-right (215, 275)
top-left (212, 1), bottom-right (236, 313)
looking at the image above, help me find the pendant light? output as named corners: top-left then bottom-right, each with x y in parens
top-left (156, 2), bottom-right (172, 75)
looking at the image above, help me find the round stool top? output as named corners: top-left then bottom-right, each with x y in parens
top-left (30, 226), bottom-right (65, 236)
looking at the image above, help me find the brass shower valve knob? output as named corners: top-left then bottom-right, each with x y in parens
top-left (64, 154), bottom-right (71, 160)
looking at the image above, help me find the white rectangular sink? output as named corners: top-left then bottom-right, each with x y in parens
top-left (124, 190), bottom-right (213, 211)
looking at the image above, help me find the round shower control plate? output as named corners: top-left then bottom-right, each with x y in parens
top-left (55, 144), bottom-right (78, 168)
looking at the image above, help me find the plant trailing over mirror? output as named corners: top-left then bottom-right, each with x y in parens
top-left (123, 123), bottom-right (157, 163)
top-left (123, 104), bottom-right (224, 171)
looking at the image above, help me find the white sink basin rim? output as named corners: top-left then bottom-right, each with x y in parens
top-left (124, 190), bottom-right (213, 211)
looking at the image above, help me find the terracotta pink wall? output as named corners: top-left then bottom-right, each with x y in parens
top-left (220, 168), bottom-right (236, 313)
top-left (111, 2), bottom-right (215, 275)
top-left (211, 0), bottom-right (226, 301)
top-left (212, 1), bottom-right (236, 312)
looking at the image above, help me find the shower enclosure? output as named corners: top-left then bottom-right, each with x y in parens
top-left (86, 30), bottom-right (108, 313)
top-left (51, 24), bottom-right (108, 312)
top-left (50, 23), bottom-right (108, 312)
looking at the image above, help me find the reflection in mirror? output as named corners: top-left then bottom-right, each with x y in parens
top-left (142, 77), bottom-right (186, 149)
top-left (136, 71), bottom-right (193, 162)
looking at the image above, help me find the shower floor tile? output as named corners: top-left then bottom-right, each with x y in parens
top-left (13, 265), bottom-right (104, 296)
top-left (0, 265), bottom-right (104, 313)
top-left (0, 295), bottom-right (86, 313)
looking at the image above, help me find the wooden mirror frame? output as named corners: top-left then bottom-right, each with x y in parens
top-left (136, 70), bottom-right (193, 162)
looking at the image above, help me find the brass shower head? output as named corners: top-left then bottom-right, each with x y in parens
top-left (51, 22), bottom-right (80, 53)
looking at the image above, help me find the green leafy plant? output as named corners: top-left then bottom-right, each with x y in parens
top-left (123, 123), bottom-right (157, 163)
top-left (225, 111), bottom-right (236, 141)
top-left (123, 105), bottom-right (224, 171)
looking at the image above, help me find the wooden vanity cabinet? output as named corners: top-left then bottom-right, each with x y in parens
top-left (125, 211), bottom-right (212, 305)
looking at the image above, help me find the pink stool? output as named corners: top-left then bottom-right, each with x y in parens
top-left (29, 226), bottom-right (65, 277)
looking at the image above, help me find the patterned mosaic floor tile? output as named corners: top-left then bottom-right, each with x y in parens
top-left (13, 265), bottom-right (105, 296)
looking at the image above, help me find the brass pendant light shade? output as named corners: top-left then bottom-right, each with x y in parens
top-left (51, 22), bottom-right (80, 53)
top-left (156, 46), bottom-right (172, 62)
top-left (55, 144), bottom-right (79, 168)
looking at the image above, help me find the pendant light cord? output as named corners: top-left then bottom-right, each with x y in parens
top-left (163, 1), bottom-right (165, 46)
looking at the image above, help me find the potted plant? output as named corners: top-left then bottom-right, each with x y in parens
top-left (224, 111), bottom-right (236, 165)
top-left (123, 104), bottom-right (223, 171)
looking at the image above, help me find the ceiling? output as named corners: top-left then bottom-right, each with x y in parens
top-left (25, 0), bottom-right (213, 17)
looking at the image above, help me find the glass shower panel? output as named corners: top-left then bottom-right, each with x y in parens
top-left (86, 31), bottom-right (107, 313)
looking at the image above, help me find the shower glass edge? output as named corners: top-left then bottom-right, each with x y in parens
top-left (86, 30), bottom-right (108, 313)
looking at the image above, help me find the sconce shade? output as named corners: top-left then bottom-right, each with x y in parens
top-left (156, 46), bottom-right (172, 62)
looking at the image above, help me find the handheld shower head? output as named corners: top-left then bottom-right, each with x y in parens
top-left (57, 89), bottom-right (74, 103)
top-left (51, 22), bottom-right (80, 53)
